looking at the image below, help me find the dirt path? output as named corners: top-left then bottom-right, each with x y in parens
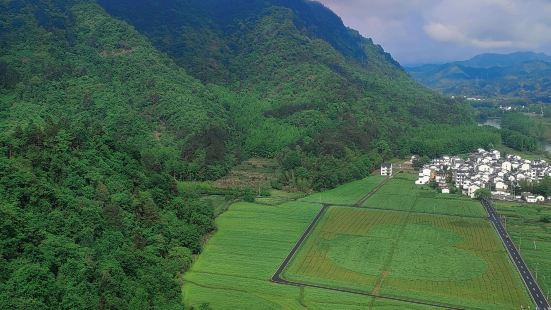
top-left (371, 271), bottom-right (390, 296)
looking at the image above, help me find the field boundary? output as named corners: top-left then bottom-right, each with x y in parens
top-left (271, 204), bottom-right (329, 284)
top-left (353, 176), bottom-right (391, 207)
top-left (271, 176), bottom-right (464, 309)
top-left (361, 204), bottom-right (484, 219)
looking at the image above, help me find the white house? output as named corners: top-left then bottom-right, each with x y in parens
top-left (495, 182), bottom-right (508, 192)
top-left (381, 163), bottom-right (393, 176)
top-left (502, 161), bottom-right (512, 172)
top-left (416, 176), bottom-right (430, 185)
top-left (525, 196), bottom-right (538, 203)
top-left (478, 164), bottom-right (491, 172)
top-left (468, 185), bottom-right (481, 198)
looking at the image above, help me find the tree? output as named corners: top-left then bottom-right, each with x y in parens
top-left (474, 188), bottom-right (492, 200)
top-left (413, 155), bottom-right (430, 171)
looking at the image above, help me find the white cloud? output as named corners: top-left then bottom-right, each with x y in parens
top-left (317, 0), bottom-right (551, 64)
top-left (423, 22), bottom-right (514, 49)
top-left (423, 23), bottom-right (465, 43)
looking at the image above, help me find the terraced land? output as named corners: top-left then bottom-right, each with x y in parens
top-left (281, 207), bottom-right (532, 309)
top-left (182, 201), bottom-right (433, 309)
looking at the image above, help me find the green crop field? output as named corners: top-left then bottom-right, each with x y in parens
top-left (300, 176), bottom-right (386, 205)
top-left (182, 201), bottom-right (431, 309)
top-left (494, 202), bottom-right (551, 302)
top-left (282, 207), bottom-right (532, 309)
top-left (183, 173), bottom-right (535, 309)
top-left (363, 174), bottom-right (486, 218)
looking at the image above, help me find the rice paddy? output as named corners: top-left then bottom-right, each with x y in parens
top-left (300, 176), bottom-right (386, 205)
top-left (281, 207), bottom-right (532, 309)
top-left (183, 173), bottom-right (534, 309)
top-left (363, 174), bottom-right (486, 218)
top-left (182, 201), bottom-right (431, 309)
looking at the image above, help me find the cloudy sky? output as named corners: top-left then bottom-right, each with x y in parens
top-left (317, 0), bottom-right (551, 65)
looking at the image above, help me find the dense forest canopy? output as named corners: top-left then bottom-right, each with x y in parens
top-left (0, 0), bottom-right (497, 308)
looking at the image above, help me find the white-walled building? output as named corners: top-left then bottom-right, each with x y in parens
top-left (414, 149), bottom-right (551, 201)
top-left (381, 163), bottom-right (393, 176)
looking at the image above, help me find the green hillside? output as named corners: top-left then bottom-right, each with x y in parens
top-left (0, 0), bottom-right (502, 308)
top-left (0, 1), bottom-right (232, 308)
top-left (98, 0), bottom-right (494, 190)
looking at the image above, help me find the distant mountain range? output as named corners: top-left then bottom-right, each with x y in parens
top-left (407, 52), bottom-right (551, 103)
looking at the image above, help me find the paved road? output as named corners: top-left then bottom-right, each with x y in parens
top-left (482, 198), bottom-right (550, 310)
top-left (271, 204), bottom-right (329, 284)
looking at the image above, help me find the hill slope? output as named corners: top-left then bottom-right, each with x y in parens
top-left (407, 52), bottom-right (551, 103)
top-left (0, 1), bottom-right (238, 308)
top-left (97, 0), bottom-right (486, 190)
top-left (0, 1), bottom-right (498, 309)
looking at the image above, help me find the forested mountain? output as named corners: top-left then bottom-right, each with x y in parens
top-left (0, 1), bottom-right (232, 308)
top-left (460, 52), bottom-right (551, 68)
top-left (0, 0), bottom-right (497, 309)
top-left (407, 52), bottom-right (551, 103)
top-left (97, 0), bottom-right (485, 186)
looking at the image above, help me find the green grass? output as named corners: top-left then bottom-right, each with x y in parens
top-left (182, 201), bottom-right (433, 309)
top-left (363, 173), bottom-right (486, 218)
top-left (255, 190), bottom-right (307, 205)
top-left (200, 195), bottom-right (233, 216)
top-left (495, 144), bottom-right (550, 161)
top-left (300, 176), bottom-right (386, 205)
top-left (494, 202), bottom-right (551, 302)
top-left (282, 207), bottom-right (532, 309)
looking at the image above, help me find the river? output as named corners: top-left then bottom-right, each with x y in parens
top-left (478, 118), bottom-right (551, 153)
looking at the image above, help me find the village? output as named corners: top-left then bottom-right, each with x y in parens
top-left (408, 149), bottom-right (551, 203)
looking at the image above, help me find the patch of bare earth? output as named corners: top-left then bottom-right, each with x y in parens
top-left (213, 158), bottom-right (278, 189)
top-left (371, 271), bottom-right (390, 296)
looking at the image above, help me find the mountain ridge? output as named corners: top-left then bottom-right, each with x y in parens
top-left (407, 51), bottom-right (551, 102)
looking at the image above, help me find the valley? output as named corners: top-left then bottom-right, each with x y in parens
top-left (183, 173), bottom-right (538, 309)
top-left (1, 1), bottom-right (550, 309)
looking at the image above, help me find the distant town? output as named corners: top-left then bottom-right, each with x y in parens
top-left (412, 149), bottom-right (551, 203)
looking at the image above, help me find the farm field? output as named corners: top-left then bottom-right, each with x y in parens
top-left (363, 173), bottom-right (486, 218)
top-left (182, 201), bottom-right (431, 309)
top-left (300, 176), bottom-right (386, 205)
top-left (282, 206), bottom-right (532, 309)
top-left (494, 202), bottom-right (551, 302)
